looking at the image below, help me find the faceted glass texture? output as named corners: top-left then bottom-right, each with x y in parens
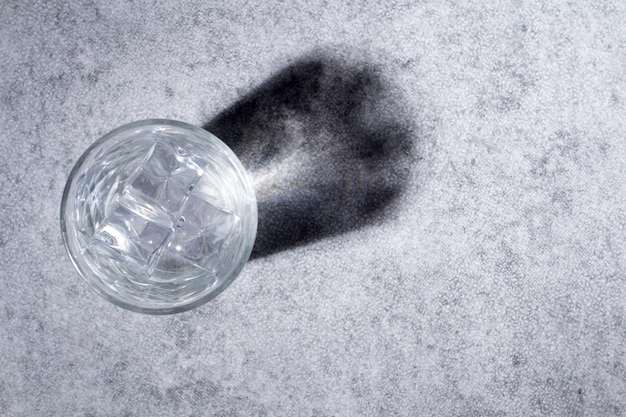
top-left (61, 120), bottom-right (257, 314)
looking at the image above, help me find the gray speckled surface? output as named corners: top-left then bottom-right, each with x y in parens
top-left (2, 0), bottom-right (626, 415)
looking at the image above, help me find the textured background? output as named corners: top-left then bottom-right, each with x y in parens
top-left (2, 0), bottom-right (626, 415)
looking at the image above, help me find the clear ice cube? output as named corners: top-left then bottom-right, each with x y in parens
top-left (125, 139), bottom-right (209, 214)
top-left (128, 169), bottom-right (166, 202)
top-left (205, 213), bottom-right (241, 248)
top-left (170, 228), bottom-right (206, 262)
top-left (137, 221), bottom-right (173, 255)
top-left (159, 219), bottom-right (214, 271)
top-left (149, 195), bottom-right (241, 275)
top-left (182, 194), bottom-right (238, 231)
top-left (183, 195), bottom-right (241, 253)
top-left (144, 140), bottom-right (180, 177)
top-left (90, 199), bottom-right (173, 274)
top-left (153, 220), bottom-right (217, 286)
top-left (161, 169), bottom-right (198, 213)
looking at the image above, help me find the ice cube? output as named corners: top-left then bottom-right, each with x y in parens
top-left (125, 138), bottom-right (208, 214)
top-left (144, 140), bottom-right (180, 177)
top-left (93, 221), bottom-right (137, 257)
top-left (91, 223), bottom-right (148, 277)
top-left (90, 200), bottom-right (173, 276)
top-left (135, 221), bottom-right (172, 256)
top-left (157, 217), bottom-right (217, 272)
top-left (179, 195), bottom-right (241, 256)
top-left (181, 195), bottom-right (231, 230)
top-left (159, 168), bottom-right (201, 213)
top-left (168, 223), bottom-right (206, 262)
top-left (205, 213), bottom-right (241, 248)
top-left (145, 138), bottom-right (208, 178)
top-left (127, 169), bottom-right (166, 202)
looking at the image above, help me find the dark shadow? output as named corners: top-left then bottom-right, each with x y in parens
top-left (204, 54), bottom-right (415, 258)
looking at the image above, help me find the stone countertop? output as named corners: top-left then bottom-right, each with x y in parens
top-left (1, 1), bottom-right (626, 415)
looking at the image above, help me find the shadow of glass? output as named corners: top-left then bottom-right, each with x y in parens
top-left (204, 54), bottom-right (415, 258)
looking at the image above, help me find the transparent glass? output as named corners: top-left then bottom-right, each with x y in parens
top-left (60, 120), bottom-right (257, 314)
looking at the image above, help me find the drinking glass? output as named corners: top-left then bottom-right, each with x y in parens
top-left (60, 119), bottom-right (257, 314)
